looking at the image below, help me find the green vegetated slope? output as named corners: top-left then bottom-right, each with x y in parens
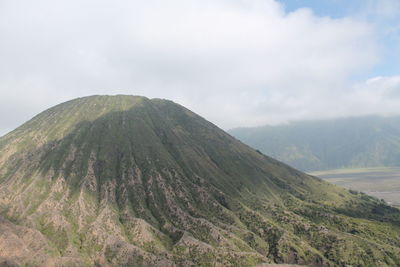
top-left (229, 116), bottom-right (400, 172)
top-left (0, 95), bottom-right (400, 266)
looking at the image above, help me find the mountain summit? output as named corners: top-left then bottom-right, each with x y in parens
top-left (0, 95), bottom-right (400, 266)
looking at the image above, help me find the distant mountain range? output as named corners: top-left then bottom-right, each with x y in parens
top-left (229, 116), bottom-right (400, 172)
top-left (1, 97), bottom-right (400, 266)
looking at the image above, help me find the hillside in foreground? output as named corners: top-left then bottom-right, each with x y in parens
top-left (1, 96), bottom-right (400, 266)
top-left (229, 116), bottom-right (400, 172)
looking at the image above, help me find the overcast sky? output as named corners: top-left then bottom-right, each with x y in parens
top-left (1, 0), bottom-right (400, 135)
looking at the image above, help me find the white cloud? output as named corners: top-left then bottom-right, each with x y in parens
top-left (0, 0), bottom-right (391, 135)
top-left (355, 76), bottom-right (400, 107)
top-left (365, 0), bottom-right (400, 18)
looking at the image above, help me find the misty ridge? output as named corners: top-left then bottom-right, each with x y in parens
top-left (1, 0), bottom-right (400, 267)
top-left (229, 115), bottom-right (400, 172)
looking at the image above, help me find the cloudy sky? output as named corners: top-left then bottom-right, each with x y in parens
top-left (0, 0), bottom-right (399, 135)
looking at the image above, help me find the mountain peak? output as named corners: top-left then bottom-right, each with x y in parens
top-left (1, 95), bottom-right (183, 152)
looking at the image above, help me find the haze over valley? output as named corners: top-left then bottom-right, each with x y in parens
top-left (229, 116), bottom-right (400, 207)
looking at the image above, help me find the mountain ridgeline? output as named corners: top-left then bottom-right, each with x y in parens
top-left (0, 96), bottom-right (400, 266)
top-left (229, 116), bottom-right (400, 172)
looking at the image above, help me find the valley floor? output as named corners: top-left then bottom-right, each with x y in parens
top-left (310, 167), bottom-right (400, 206)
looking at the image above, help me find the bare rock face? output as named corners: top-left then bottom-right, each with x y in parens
top-left (0, 216), bottom-right (82, 266)
top-left (0, 95), bottom-right (400, 266)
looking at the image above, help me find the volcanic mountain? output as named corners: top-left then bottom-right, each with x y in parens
top-left (0, 95), bottom-right (400, 266)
